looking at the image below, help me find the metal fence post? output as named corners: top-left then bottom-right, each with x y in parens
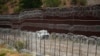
top-left (95, 38), bottom-right (98, 56)
top-left (66, 35), bottom-right (68, 56)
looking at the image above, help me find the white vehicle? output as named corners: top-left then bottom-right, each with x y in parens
top-left (36, 30), bottom-right (50, 39)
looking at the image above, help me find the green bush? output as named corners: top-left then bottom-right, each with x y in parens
top-left (14, 40), bottom-right (26, 51)
top-left (44, 0), bottom-right (61, 7)
top-left (19, 0), bottom-right (42, 9)
top-left (80, 0), bottom-right (87, 6)
top-left (72, 0), bottom-right (87, 6)
top-left (14, 6), bottom-right (22, 13)
top-left (0, 53), bottom-right (5, 56)
top-left (50, 33), bottom-right (61, 39)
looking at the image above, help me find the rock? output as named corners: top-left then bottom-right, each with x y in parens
top-left (0, 39), bottom-right (4, 45)
top-left (0, 39), bottom-right (6, 48)
top-left (36, 30), bottom-right (50, 39)
top-left (6, 44), bottom-right (17, 52)
top-left (32, 52), bottom-right (44, 56)
top-left (36, 53), bottom-right (44, 56)
top-left (20, 49), bottom-right (32, 54)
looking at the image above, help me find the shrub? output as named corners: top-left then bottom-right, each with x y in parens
top-left (14, 40), bottom-right (26, 51)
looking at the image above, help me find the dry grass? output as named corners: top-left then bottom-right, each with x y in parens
top-left (0, 44), bottom-right (32, 56)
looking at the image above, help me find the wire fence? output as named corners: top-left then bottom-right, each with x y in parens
top-left (0, 5), bottom-right (100, 19)
top-left (0, 4), bottom-right (100, 56)
top-left (0, 28), bottom-right (100, 56)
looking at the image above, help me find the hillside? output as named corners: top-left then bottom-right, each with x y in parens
top-left (0, 0), bottom-right (99, 14)
top-left (0, 0), bottom-right (19, 14)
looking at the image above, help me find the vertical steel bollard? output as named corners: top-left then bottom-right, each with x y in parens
top-left (40, 32), bottom-right (42, 54)
top-left (22, 31), bottom-right (25, 49)
top-left (95, 38), bottom-right (98, 56)
top-left (2, 29), bottom-right (4, 40)
top-left (72, 36), bottom-right (74, 56)
top-left (6, 29), bottom-right (8, 44)
top-left (26, 31), bottom-right (28, 50)
top-left (79, 37), bottom-right (82, 56)
top-left (26, 31), bottom-right (28, 49)
top-left (8, 29), bottom-right (10, 45)
top-left (3, 29), bottom-right (5, 43)
top-left (59, 37), bottom-right (61, 56)
top-left (30, 32), bottom-right (33, 51)
top-left (87, 38), bottom-right (89, 56)
top-left (27, 31), bottom-right (30, 50)
top-left (35, 32), bottom-right (37, 54)
top-left (44, 34), bottom-right (46, 56)
top-left (66, 35), bottom-right (68, 56)
top-left (50, 34), bottom-right (52, 56)
top-left (13, 29), bottom-right (15, 47)
top-left (10, 29), bottom-right (15, 46)
top-left (54, 36), bottom-right (56, 56)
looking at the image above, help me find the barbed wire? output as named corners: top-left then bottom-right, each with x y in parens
top-left (0, 5), bottom-right (100, 20)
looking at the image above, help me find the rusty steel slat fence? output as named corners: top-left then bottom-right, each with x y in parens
top-left (0, 28), bottom-right (100, 56)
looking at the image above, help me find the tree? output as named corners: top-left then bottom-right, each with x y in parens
top-left (79, 0), bottom-right (87, 6)
top-left (44, 0), bottom-right (61, 7)
top-left (19, 0), bottom-right (42, 9)
top-left (71, 0), bottom-right (77, 5)
top-left (72, 0), bottom-right (87, 6)
top-left (0, 0), bottom-right (8, 14)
